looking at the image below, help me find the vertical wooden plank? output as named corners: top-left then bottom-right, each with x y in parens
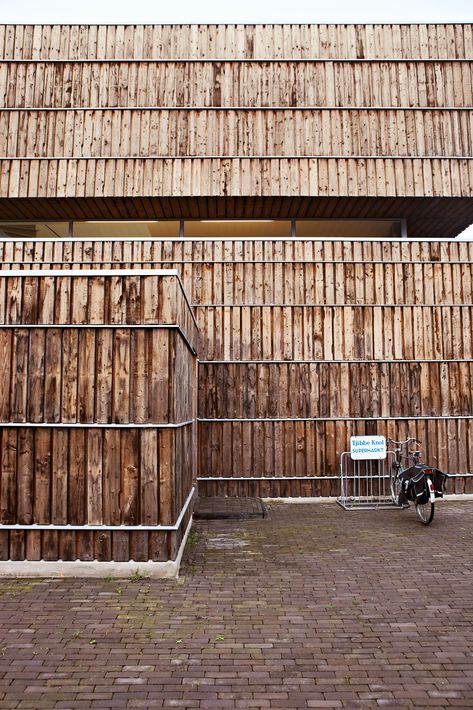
top-left (33, 428), bottom-right (51, 524)
top-left (120, 429), bottom-right (140, 525)
top-left (86, 429), bottom-right (103, 525)
top-left (0, 429), bottom-right (17, 524)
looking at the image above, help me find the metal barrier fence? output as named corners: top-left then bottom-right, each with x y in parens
top-left (338, 451), bottom-right (396, 510)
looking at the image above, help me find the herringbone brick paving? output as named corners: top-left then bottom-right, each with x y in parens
top-left (0, 501), bottom-right (472, 709)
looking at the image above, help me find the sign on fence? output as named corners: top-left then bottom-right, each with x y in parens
top-left (350, 435), bottom-right (386, 460)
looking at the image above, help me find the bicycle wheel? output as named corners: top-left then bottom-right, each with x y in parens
top-left (415, 501), bottom-right (435, 524)
top-left (390, 466), bottom-right (402, 505)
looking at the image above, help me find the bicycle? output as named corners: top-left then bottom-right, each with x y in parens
top-left (388, 437), bottom-right (448, 524)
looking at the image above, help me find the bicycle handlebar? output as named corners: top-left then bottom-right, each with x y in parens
top-left (387, 437), bottom-right (422, 447)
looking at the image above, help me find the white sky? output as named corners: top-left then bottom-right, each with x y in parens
top-left (1, 0), bottom-right (472, 236)
top-left (1, 0), bottom-right (472, 25)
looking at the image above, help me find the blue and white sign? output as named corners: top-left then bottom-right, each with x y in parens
top-left (350, 435), bottom-right (386, 460)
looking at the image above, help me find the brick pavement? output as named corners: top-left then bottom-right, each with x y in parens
top-left (0, 500), bottom-right (473, 709)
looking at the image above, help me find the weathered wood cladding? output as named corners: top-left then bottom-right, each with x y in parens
top-left (2, 237), bottom-right (473, 498)
top-left (0, 328), bottom-right (193, 424)
top-left (0, 271), bottom-right (197, 561)
top-left (196, 306), bottom-right (472, 361)
top-left (2, 236), bottom-right (473, 265)
top-left (2, 109), bottom-right (472, 158)
top-left (2, 237), bottom-right (473, 307)
top-left (0, 24), bottom-right (472, 60)
top-left (0, 270), bottom-right (197, 348)
top-left (199, 362), bottom-right (473, 418)
top-left (198, 419), bottom-right (473, 497)
top-left (2, 158), bottom-right (473, 200)
top-left (2, 61), bottom-right (472, 109)
top-left (0, 24), bottom-right (472, 236)
top-left (0, 425), bottom-right (193, 561)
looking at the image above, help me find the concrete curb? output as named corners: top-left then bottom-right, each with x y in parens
top-left (0, 516), bottom-right (193, 579)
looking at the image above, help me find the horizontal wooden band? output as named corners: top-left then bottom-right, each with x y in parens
top-left (0, 323), bottom-right (197, 355)
top-left (0, 487), bottom-right (196, 531)
top-left (0, 267), bottom-right (198, 328)
top-left (2, 260), bottom-right (472, 266)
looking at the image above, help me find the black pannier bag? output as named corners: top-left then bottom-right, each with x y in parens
top-left (398, 465), bottom-right (448, 505)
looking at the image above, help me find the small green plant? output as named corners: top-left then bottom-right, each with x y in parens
top-left (187, 530), bottom-right (200, 547)
top-left (104, 576), bottom-right (113, 583)
top-left (215, 634), bottom-right (225, 641)
top-left (176, 638), bottom-right (183, 644)
top-left (72, 629), bottom-right (82, 639)
top-left (129, 570), bottom-right (145, 582)
top-left (115, 586), bottom-right (122, 595)
top-left (89, 639), bottom-right (97, 646)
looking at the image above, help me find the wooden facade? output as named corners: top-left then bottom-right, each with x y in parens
top-left (0, 270), bottom-right (197, 561)
top-left (1, 237), bottom-right (472, 501)
top-left (0, 23), bottom-right (472, 236)
top-left (0, 24), bottom-right (472, 562)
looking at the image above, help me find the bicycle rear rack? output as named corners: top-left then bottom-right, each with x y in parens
top-left (338, 451), bottom-right (397, 510)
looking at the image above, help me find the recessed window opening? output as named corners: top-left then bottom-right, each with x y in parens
top-left (0, 219), bottom-right (406, 240)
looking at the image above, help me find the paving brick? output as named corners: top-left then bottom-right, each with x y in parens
top-left (0, 501), bottom-right (473, 709)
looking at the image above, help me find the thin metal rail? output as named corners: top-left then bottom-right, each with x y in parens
top-left (0, 487), bottom-right (196, 531)
top-left (198, 415), bottom-right (473, 422)
top-left (197, 473), bottom-right (473, 480)
top-left (1, 154), bottom-right (472, 160)
top-left (0, 420), bottom-right (194, 428)
top-left (1, 58), bottom-right (472, 63)
top-left (199, 358), bottom-right (473, 364)
top-left (198, 475), bottom-right (338, 480)
top-left (193, 302), bottom-right (473, 307)
top-left (1, 105), bottom-right (471, 111)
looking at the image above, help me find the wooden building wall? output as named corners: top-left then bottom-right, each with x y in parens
top-left (0, 270), bottom-right (198, 561)
top-left (2, 237), bottom-right (472, 499)
top-left (0, 23), bottom-right (473, 236)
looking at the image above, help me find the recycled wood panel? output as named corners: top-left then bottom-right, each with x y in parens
top-left (3, 237), bottom-right (473, 266)
top-left (2, 108), bottom-right (472, 158)
top-left (0, 24), bottom-right (471, 60)
top-left (0, 271), bottom-right (197, 352)
top-left (0, 424), bottom-right (193, 561)
top-left (196, 305), bottom-right (473, 361)
top-left (1, 157), bottom-right (472, 201)
top-left (2, 61), bottom-right (472, 109)
top-left (199, 362), bottom-right (473, 419)
top-left (0, 327), bottom-right (193, 424)
top-left (0, 271), bottom-right (197, 561)
top-left (1, 24), bottom-right (472, 231)
top-left (198, 419), bottom-right (473, 497)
